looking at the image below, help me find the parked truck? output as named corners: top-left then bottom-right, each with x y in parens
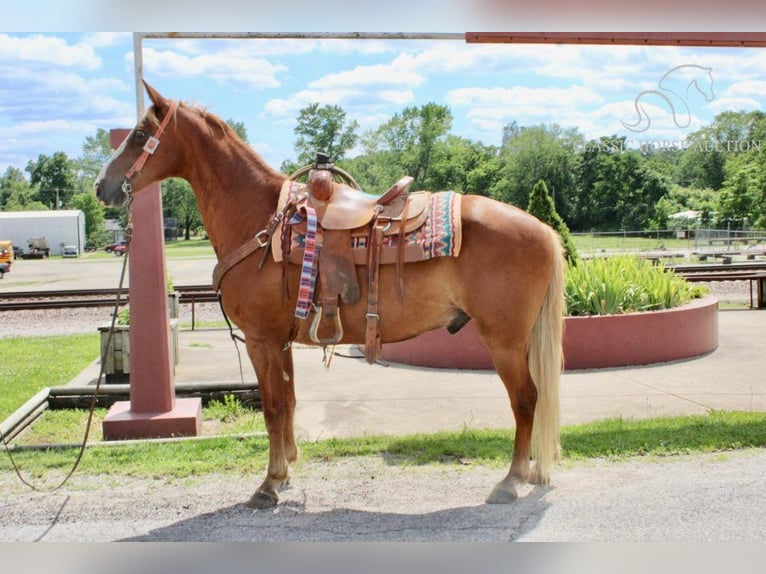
top-left (20, 237), bottom-right (51, 259)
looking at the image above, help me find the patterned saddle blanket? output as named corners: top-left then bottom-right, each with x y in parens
top-left (271, 181), bottom-right (463, 266)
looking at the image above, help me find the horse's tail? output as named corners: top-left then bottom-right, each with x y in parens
top-left (528, 225), bottom-right (565, 485)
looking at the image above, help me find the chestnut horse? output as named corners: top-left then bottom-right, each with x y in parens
top-left (95, 82), bottom-right (565, 509)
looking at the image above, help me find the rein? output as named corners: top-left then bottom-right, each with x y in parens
top-left (0, 103), bottom-right (179, 491)
top-left (212, 183), bottom-right (305, 291)
top-left (1, 224), bottom-right (133, 492)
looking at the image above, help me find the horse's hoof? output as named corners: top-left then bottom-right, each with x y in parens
top-left (486, 485), bottom-right (519, 504)
top-left (247, 490), bottom-right (278, 509)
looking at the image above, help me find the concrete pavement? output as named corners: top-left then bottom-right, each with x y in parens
top-left (18, 253), bottom-right (764, 436)
top-left (70, 307), bottom-right (765, 439)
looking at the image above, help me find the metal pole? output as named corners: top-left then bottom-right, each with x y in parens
top-left (133, 32), bottom-right (145, 119)
top-left (135, 32), bottom-right (464, 41)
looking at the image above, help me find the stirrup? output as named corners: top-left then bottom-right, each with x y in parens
top-left (309, 305), bottom-right (344, 346)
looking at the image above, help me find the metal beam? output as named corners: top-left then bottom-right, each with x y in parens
top-left (465, 32), bottom-right (766, 48)
top-left (135, 32), bottom-right (464, 41)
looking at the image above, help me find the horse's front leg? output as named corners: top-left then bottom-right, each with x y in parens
top-left (282, 345), bottom-right (299, 465)
top-left (245, 339), bottom-right (295, 509)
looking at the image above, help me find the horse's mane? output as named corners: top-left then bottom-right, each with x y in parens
top-left (146, 98), bottom-right (285, 182)
top-left (147, 100), bottom-right (231, 138)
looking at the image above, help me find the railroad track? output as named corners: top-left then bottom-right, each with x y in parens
top-left (2, 262), bottom-right (766, 312)
top-left (0, 284), bottom-right (218, 311)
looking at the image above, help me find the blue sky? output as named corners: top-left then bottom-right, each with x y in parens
top-left (2, 31), bottom-right (766, 177)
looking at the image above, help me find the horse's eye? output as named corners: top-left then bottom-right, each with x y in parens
top-left (134, 129), bottom-right (148, 143)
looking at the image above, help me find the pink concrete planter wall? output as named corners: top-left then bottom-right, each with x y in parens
top-left (381, 296), bottom-right (719, 371)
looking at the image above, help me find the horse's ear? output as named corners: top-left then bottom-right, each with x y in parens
top-left (142, 80), bottom-right (168, 109)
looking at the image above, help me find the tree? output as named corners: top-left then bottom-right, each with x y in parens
top-left (375, 103), bottom-right (452, 189)
top-left (227, 119), bottom-right (249, 143)
top-left (491, 123), bottom-right (581, 221)
top-left (527, 179), bottom-right (579, 265)
top-left (571, 136), bottom-right (670, 231)
top-left (162, 178), bottom-right (202, 240)
top-left (426, 135), bottom-right (500, 196)
top-left (1, 167), bottom-right (46, 211)
top-left (25, 151), bottom-right (78, 209)
top-left (70, 191), bottom-right (110, 246)
top-left (293, 103), bottom-right (358, 165)
top-left (717, 161), bottom-right (758, 229)
top-left (74, 128), bottom-right (113, 193)
top-left (1, 167), bottom-right (31, 208)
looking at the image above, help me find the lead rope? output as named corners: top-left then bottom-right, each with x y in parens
top-left (217, 292), bottom-right (246, 385)
top-left (0, 198), bottom-right (134, 492)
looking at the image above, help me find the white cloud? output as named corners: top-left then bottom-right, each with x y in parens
top-left (310, 64), bottom-right (425, 88)
top-left (591, 99), bottom-right (709, 142)
top-left (0, 33), bottom-right (101, 69)
top-left (138, 47), bottom-right (286, 88)
top-left (720, 80), bottom-right (766, 99)
top-left (710, 97), bottom-right (762, 113)
top-left (444, 85), bottom-right (603, 142)
top-left (264, 88), bottom-right (414, 121)
top-left (447, 85), bottom-right (602, 110)
top-left (81, 32), bottom-right (132, 49)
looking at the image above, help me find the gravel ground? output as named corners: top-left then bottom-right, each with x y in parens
top-left (2, 449), bottom-right (766, 542)
top-left (1, 302), bottom-right (224, 339)
top-left (0, 281), bottom-right (750, 339)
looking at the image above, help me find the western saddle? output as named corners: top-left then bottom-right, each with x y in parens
top-left (280, 153), bottom-right (428, 363)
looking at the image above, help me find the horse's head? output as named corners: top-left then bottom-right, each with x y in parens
top-left (95, 81), bottom-right (179, 207)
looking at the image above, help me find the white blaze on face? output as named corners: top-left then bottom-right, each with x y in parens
top-left (96, 130), bottom-right (131, 184)
top-left (95, 108), bottom-right (154, 184)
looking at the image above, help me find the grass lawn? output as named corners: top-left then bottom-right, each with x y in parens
top-left (1, 332), bottom-right (765, 480)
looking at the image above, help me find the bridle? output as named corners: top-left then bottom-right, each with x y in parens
top-left (120, 99), bottom-right (179, 202)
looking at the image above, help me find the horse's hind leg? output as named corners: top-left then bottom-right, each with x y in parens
top-left (245, 339), bottom-right (294, 509)
top-left (485, 345), bottom-right (537, 504)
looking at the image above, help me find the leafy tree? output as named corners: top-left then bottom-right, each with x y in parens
top-left (1, 167), bottom-right (46, 211)
top-left (74, 128), bottom-right (112, 192)
top-left (426, 135), bottom-right (500, 196)
top-left (572, 136), bottom-right (669, 231)
top-left (227, 119), bottom-right (249, 143)
top-left (279, 158), bottom-right (302, 178)
top-left (25, 151), bottom-right (78, 209)
top-left (371, 103), bottom-right (453, 189)
top-left (491, 123), bottom-right (581, 221)
top-left (70, 191), bottom-right (110, 246)
top-left (650, 185), bottom-right (718, 230)
top-left (527, 179), bottom-right (579, 265)
top-left (343, 149), bottom-right (405, 195)
top-left (293, 103), bottom-right (358, 165)
top-left (162, 178), bottom-right (202, 240)
top-left (717, 161), bottom-right (759, 229)
top-left (679, 110), bottom-right (766, 191)
top-left (1, 167), bottom-right (34, 209)
top-left (678, 146), bottom-right (726, 190)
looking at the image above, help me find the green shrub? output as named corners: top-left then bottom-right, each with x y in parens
top-left (566, 255), bottom-right (705, 316)
top-left (527, 179), bottom-right (579, 266)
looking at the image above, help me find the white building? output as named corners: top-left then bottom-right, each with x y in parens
top-left (0, 210), bottom-right (87, 256)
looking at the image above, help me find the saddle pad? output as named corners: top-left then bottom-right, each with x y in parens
top-left (271, 187), bottom-right (462, 265)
